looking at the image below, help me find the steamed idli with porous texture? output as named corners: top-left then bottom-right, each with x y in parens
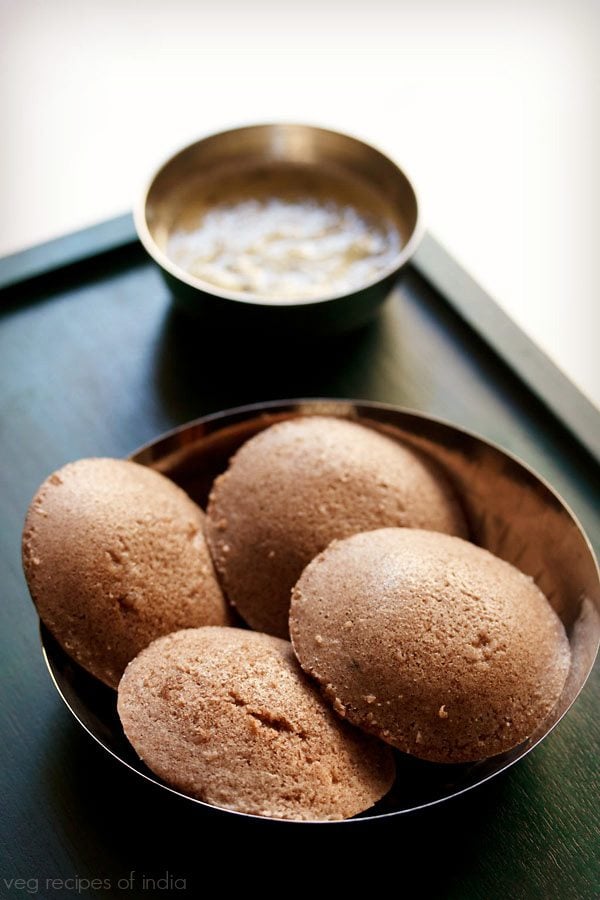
top-left (22, 458), bottom-right (231, 688)
top-left (206, 415), bottom-right (467, 637)
top-left (290, 528), bottom-right (570, 763)
top-left (117, 627), bottom-right (395, 820)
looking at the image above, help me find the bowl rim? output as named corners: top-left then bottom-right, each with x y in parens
top-left (134, 122), bottom-right (424, 308)
top-left (40, 398), bottom-right (600, 825)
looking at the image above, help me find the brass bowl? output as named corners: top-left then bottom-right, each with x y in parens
top-left (134, 124), bottom-right (422, 336)
top-left (41, 400), bottom-right (600, 824)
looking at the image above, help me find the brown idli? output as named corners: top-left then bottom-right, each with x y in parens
top-left (206, 415), bottom-right (466, 637)
top-left (290, 528), bottom-right (570, 763)
top-left (22, 458), bottom-right (231, 688)
top-left (117, 627), bottom-right (395, 820)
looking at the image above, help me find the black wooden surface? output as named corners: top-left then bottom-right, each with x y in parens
top-left (0, 232), bottom-right (598, 898)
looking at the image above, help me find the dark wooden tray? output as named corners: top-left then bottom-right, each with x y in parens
top-left (1, 217), bottom-right (598, 897)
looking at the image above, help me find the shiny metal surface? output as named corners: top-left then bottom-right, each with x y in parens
top-left (41, 400), bottom-right (600, 824)
top-left (134, 124), bottom-right (422, 334)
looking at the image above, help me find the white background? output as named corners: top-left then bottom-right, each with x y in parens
top-left (2, 0), bottom-right (598, 404)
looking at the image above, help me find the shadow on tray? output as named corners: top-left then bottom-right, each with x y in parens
top-left (152, 298), bottom-right (411, 424)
